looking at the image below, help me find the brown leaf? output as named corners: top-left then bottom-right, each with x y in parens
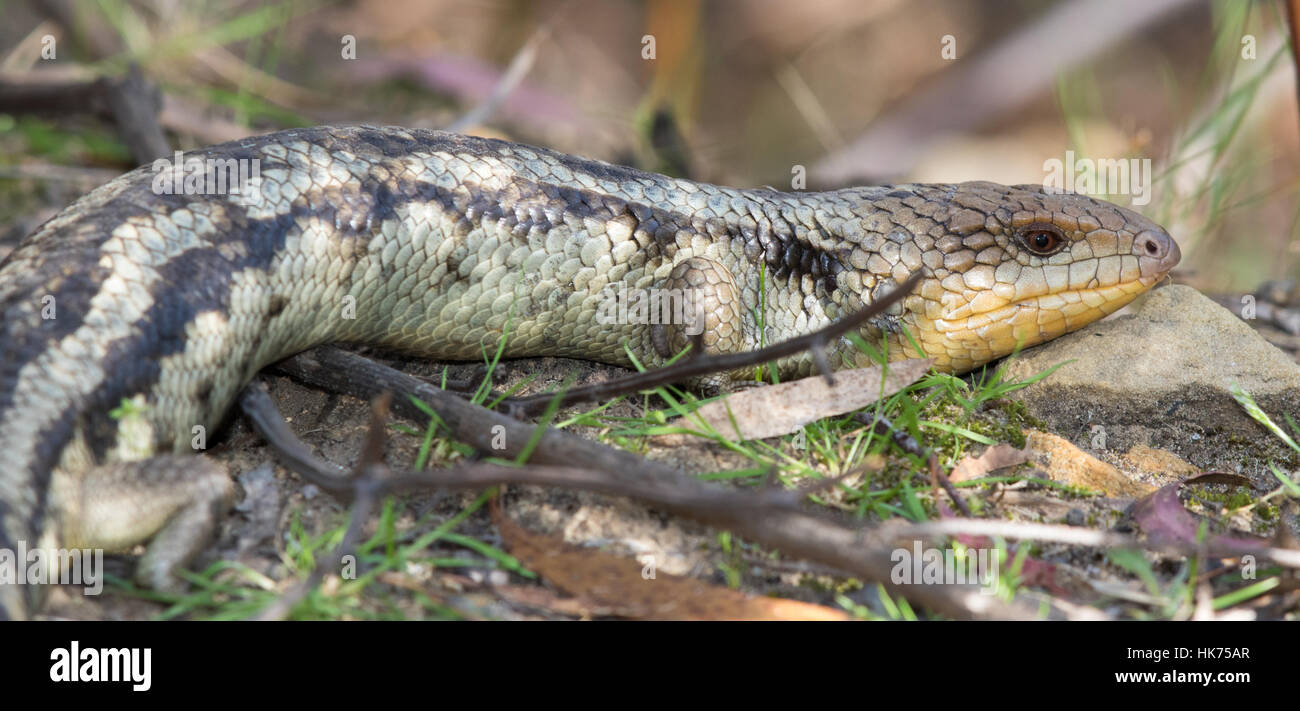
top-left (490, 497), bottom-right (849, 620)
top-left (1132, 482), bottom-right (1268, 553)
top-left (949, 443), bottom-right (1030, 483)
top-left (660, 359), bottom-right (931, 443)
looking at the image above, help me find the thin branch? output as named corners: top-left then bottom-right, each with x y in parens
top-left (497, 270), bottom-right (925, 416)
top-left (1287, 0), bottom-right (1300, 136)
top-left (270, 344), bottom-right (1063, 620)
top-left (0, 65), bottom-right (169, 164)
top-left (239, 381), bottom-right (351, 496)
top-left (811, 0), bottom-right (1197, 183)
top-left (252, 393), bottom-right (392, 621)
top-left (446, 23), bottom-right (551, 133)
top-left (883, 518), bottom-right (1300, 569)
top-left (855, 411), bottom-right (969, 515)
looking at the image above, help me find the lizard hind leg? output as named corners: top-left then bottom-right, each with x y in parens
top-left (649, 257), bottom-right (751, 393)
top-left (56, 455), bottom-right (235, 595)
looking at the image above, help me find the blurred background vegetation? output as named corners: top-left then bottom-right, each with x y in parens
top-left (1, 0), bottom-right (1296, 298)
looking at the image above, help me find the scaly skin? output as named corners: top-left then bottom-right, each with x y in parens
top-left (0, 125), bottom-right (1179, 617)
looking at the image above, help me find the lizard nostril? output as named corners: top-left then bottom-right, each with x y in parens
top-left (1136, 231), bottom-right (1164, 258)
top-left (1135, 229), bottom-right (1180, 278)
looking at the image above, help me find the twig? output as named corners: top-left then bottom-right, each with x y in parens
top-left (0, 162), bottom-right (119, 186)
top-left (239, 382), bottom-right (351, 496)
top-left (883, 518), bottom-right (1300, 569)
top-left (1287, 0), bottom-right (1300, 136)
top-left (0, 65), bottom-right (169, 164)
top-left (811, 0), bottom-right (1197, 183)
top-left (270, 345), bottom-right (1062, 620)
top-left (446, 23), bottom-right (552, 133)
top-left (496, 270), bottom-right (924, 416)
top-left (929, 453), bottom-right (972, 517)
top-left (854, 411), bottom-right (970, 515)
top-left (252, 393), bottom-right (392, 620)
top-left (26, 0), bottom-right (169, 163)
top-left (101, 64), bottom-right (170, 163)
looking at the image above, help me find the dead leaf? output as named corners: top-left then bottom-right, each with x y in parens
top-left (1131, 482), bottom-right (1268, 553)
top-left (490, 497), bottom-right (849, 620)
top-left (949, 443), bottom-right (1030, 483)
top-left (659, 359), bottom-right (931, 443)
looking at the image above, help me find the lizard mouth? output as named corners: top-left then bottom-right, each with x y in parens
top-left (939, 278), bottom-right (1154, 330)
top-left (910, 279), bottom-right (1161, 372)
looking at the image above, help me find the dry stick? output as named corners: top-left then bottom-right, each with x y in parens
top-left (251, 384), bottom-right (1298, 617)
top-left (242, 379), bottom-right (804, 512)
top-left (855, 411), bottom-right (970, 516)
top-left (26, 1), bottom-right (168, 163)
top-left (445, 23), bottom-right (551, 133)
top-left (887, 519), bottom-right (1300, 569)
top-left (252, 393), bottom-right (394, 621)
top-left (243, 386), bottom-right (806, 619)
top-left (33, 0), bottom-right (122, 59)
top-left (102, 65), bottom-right (171, 163)
top-left (497, 270), bottom-right (926, 416)
top-left (272, 346), bottom-right (1057, 620)
top-left (0, 65), bottom-right (169, 164)
top-left (928, 454), bottom-right (971, 517)
top-left (0, 75), bottom-right (111, 114)
top-left (0, 162), bottom-right (119, 185)
top-left (250, 369), bottom-right (887, 511)
top-left (0, 68), bottom-right (253, 148)
top-left (811, 0), bottom-right (1196, 183)
top-left (1287, 0), bottom-right (1300, 134)
top-left (240, 382), bottom-right (351, 496)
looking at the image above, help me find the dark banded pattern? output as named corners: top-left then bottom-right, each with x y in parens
top-left (0, 125), bottom-right (1180, 618)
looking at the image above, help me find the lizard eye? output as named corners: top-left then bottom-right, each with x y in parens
top-left (1017, 224), bottom-right (1066, 256)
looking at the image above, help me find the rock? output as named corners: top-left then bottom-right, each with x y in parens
top-left (1119, 444), bottom-right (1199, 481)
top-left (1024, 431), bottom-right (1156, 498)
top-left (999, 285), bottom-right (1300, 481)
top-left (234, 463), bottom-right (282, 554)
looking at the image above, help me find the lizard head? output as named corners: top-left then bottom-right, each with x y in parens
top-left (839, 181), bottom-right (1180, 373)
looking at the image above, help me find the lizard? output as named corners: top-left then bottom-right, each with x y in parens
top-left (0, 124), bottom-right (1180, 618)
